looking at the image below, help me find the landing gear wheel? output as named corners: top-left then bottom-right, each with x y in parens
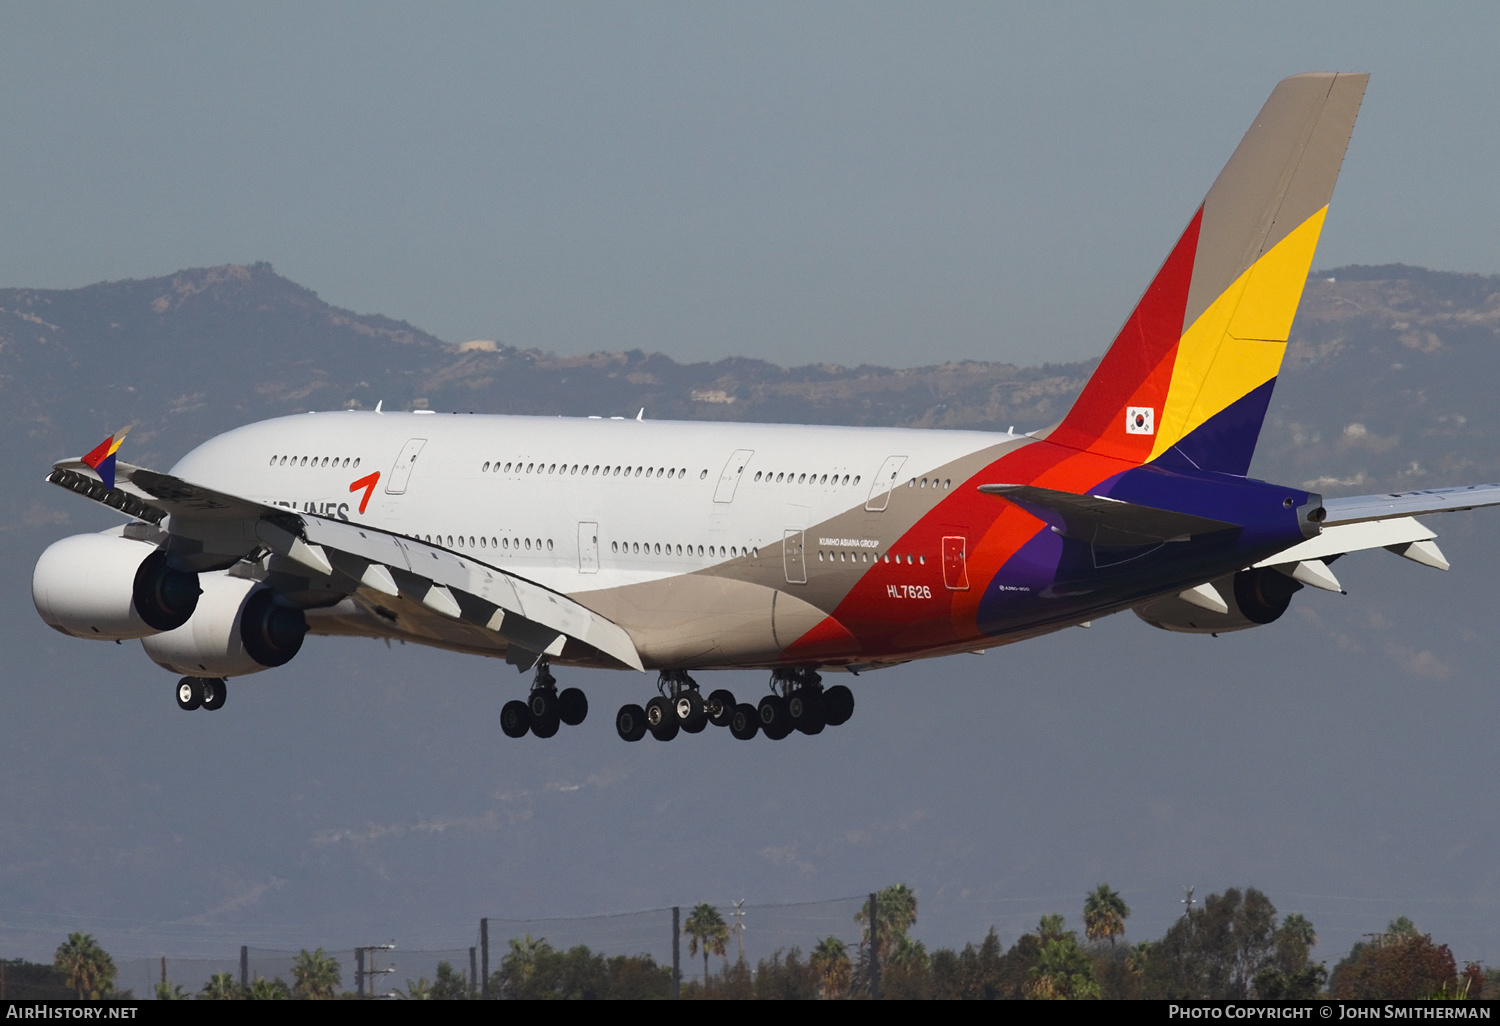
top-left (730, 703), bottom-right (759, 741)
top-left (645, 695), bottom-right (680, 741)
top-left (559, 687), bottom-right (588, 726)
top-left (758, 694), bottom-right (791, 740)
top-left (824, 684), bottom-right (854, 726)
top-left (616, 703), bottom-right (648, 742)
top-left (707, 689), bottom-right (737, 728)
top-left (787, 690), bottom-right (825, 735)
top-left (528, 689), bottom-right (560, 737)
top-left (500, 700), bottom-right (531, 738)
top-left (201, 678), bottom-right (228, 712)
top-left (675, 690), bottom-right (707, 733)
top-left (175, 677), bottom-right (203, 711)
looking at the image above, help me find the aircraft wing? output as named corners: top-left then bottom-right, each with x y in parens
top-left (45, 457), bottom-right (644, 672)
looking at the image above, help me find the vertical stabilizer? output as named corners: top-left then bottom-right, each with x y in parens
top-left (1047, 72), bottom-right (1368, 475)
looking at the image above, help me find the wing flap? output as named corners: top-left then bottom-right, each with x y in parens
top-left (48, 455), bottom-right (644, 671)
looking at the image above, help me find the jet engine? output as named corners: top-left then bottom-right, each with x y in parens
top-left (142, 573), bottom-right (309, 678)
top-left (33, 532), bottom-right (201, 640)
top-left (1133, 566), bottom-right (1304, 634)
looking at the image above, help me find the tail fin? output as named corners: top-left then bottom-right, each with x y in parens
top-left (1048, 72), bottom-right (1368, 475)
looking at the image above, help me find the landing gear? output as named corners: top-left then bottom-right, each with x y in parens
top-left (176, 676), bottom-right (228, 712)
top-left (750, 669), bottom-right (855, 742)
top-left (707, 689), bottom-right (737, 728)
top-left (500, 700), bottom-right (530, 738)
top-left (729, 703), bottom-right (759, 740)
top-left (616, 703), bottom-right (648, 742)
top-left (500, 660), bottom-right (589, 739)
top-left (616, 671), bottom-right (739, 743)
top-left (645, 695), bottom-right (679, 742)
top-left (201, 678), bottom-right (228, 712)
top-left (609, 668), bottom-right (855, 743)
top-left (176, 677), bottom-right (202, 711)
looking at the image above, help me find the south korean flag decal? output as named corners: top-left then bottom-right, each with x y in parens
top-left (1125, 406), bottom-right (1155, 435)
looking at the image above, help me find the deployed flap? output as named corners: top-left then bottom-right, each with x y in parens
top-left (47, 456), bottom-right (645, 671)
top-left (979, 483), bottom-right (1238, 545)
top-left (48, 458), bottom-right (276, 523)
top-left (296, 517), bottom-right (644, 671)
top-left (1320, 484), bottom-right (1500, 526)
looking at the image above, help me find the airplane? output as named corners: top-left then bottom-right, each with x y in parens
top-left (31, 72), bottom-right (1500, 743)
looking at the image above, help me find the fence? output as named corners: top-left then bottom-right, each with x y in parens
top-left (117, 895), bottom-right (871, 998)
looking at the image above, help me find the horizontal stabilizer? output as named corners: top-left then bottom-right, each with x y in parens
top-left (979, 483), bottom-right (1238, 545)
top-left (1255, 516), bottom-right (1434, 567)
top-left (1321, 484), bottom-right (1500, 525)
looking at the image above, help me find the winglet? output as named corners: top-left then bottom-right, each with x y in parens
top-left (80, 426), bottom-right (132, 491)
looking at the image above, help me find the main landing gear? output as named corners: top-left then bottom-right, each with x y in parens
top-left (615, 668), bottom-right (853, 742)
top-left (614, 670), bottom-right (736, 743)
top-left (176, 676), bottom-right (228, 712)
top-left (500, 661), bottom-right (588, 739)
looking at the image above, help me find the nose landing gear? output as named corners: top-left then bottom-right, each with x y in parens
top-left (175, 676), bottom-right (228, 712)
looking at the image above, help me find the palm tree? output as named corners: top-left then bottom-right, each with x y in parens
top-left (856, 884), bottom-right (919, 963)
top-left (53, 933), bottom-right (115, 1000)
top-left (400, 976), bottom-right (432, 999)
top-left (684, 903), bottom-right (729, 982)
top-left (501, 934), bottom-right (548, 995)
top-left (810, 937), bottom-right (851, 999)
top-left (1025, 936), bottom-right (1102, 1000)
top-left (1281, 913), bottom-right (1316, 949)
top-left (247, 976), bottom-right (290, 1000)
top-left (1083, 884), bottom-right (1130, 945)
top-left (198, 972), bottom-right (243, 1000)
top-left (1037, 914), bottom-right (1067, 942)
top-left (153, 981), bottom-right (188, 1000)
top-left (291, 948), bottom-right (341, 1000)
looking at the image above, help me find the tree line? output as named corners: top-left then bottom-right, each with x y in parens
top-left (3, 886), bottom-right (1489, 999)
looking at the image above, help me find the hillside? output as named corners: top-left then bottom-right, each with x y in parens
top-left (4, 261), bottom-right (1497, 501)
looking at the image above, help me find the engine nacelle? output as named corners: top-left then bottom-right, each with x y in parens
top-left (33, 532), bottom-right (201, 640)
top-left (142, 574), bottom-right (309, 677)
top-left (1133, 566), bottom-right (1304, 634)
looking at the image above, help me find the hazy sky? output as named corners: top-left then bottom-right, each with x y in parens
top-left (3, 3), bottom-right (1499, 368)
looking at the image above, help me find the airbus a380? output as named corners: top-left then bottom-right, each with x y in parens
top-left (32, 73), bottom-right (1500, 743)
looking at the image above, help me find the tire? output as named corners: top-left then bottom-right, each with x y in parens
top-left (824, 684), bottom-right (854, 726)
top-left (616, 703), bottom-right (648, 742)
top-left (500, 700), bottom-right (531, 738)
top-left (758, 694), bottom-right (791, 740)
top-left (707, 689), bottom-right (737, 728)
top-left (558, 687), bottom-right (588, 726)
top-left (787, 690), bottom-right (825, 734)
top-left (730, 703), bottom-right (759, 741)
top-left (201, 678), bottom-right (228, 712)
top-left (645, 696), bottom-right (680, 741)
top-left (675, 690), bottom-right (707, 733)
top-left (175, 677), bottom-right (203, 711)
top-left (528, 690), bottom-right (560, 738)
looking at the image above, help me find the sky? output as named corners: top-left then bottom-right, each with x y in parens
top-left (5, 1), bottom-right (1500, 982)
top-left (3, 3), bottom-right (1500, 369)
